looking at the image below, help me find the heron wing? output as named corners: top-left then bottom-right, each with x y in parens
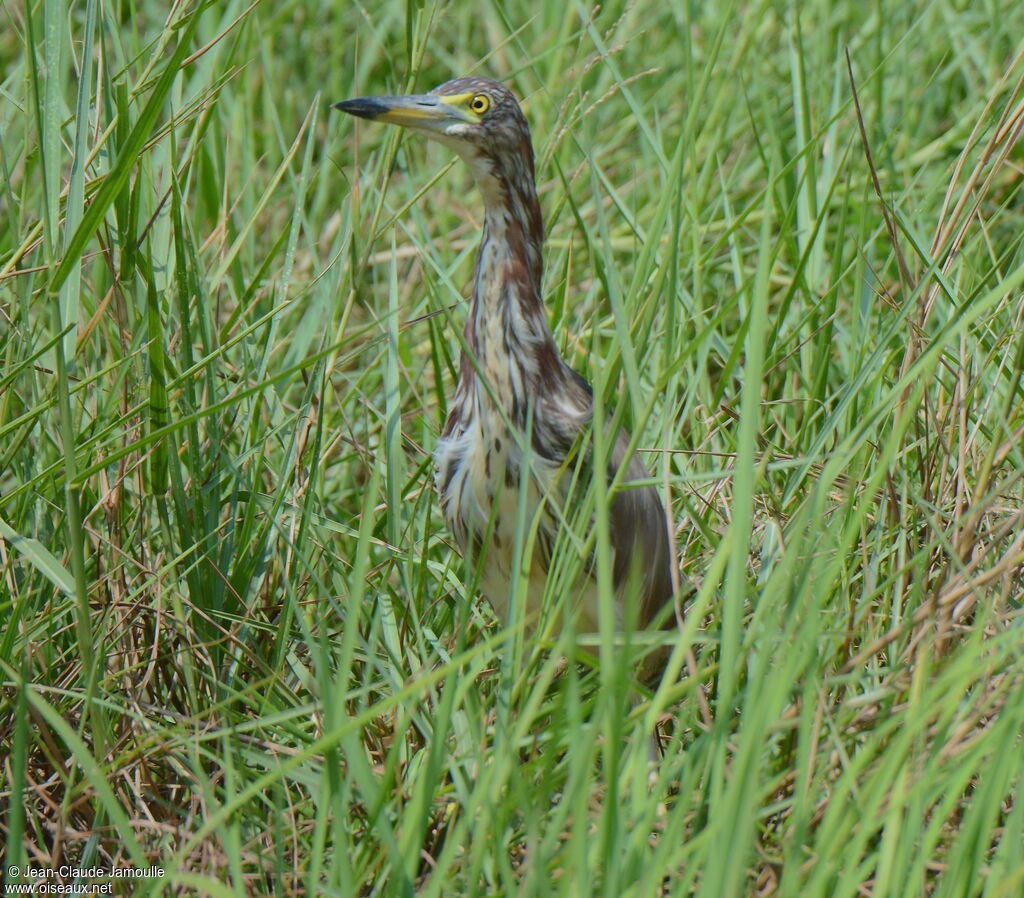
top-left (553, 367), bottom-right (675, 625)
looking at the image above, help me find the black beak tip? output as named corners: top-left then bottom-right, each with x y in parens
top-left (332, 98), bottom-right (380, 120)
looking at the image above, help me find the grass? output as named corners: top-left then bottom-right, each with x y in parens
top-left (2, 0), bottom-right (1023, 894)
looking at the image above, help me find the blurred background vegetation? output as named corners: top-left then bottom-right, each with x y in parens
top-left (1, 0), bottom-right (1023, 894)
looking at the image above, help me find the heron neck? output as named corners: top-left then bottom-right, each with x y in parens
top-left (466, 164), bottom-right (558, 376)
top-left (476, 166), bottom-right (544, 295)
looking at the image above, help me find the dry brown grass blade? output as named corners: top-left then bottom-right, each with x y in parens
top-left (928, 45), bottom-right (1024, 261)
top-left (845, 48), bottom-right (915, 297)
top-left (924, 54), bottom-right (1024, 647)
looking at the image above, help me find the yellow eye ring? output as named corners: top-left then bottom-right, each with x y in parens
top-left (470, 93), bottom-right (491, 115)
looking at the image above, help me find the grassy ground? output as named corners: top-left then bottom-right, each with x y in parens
top-left (2, 0), bottom-right (1023, 894)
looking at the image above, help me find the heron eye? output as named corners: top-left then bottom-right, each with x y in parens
top-left (470, 94), bottom-right (491, 115)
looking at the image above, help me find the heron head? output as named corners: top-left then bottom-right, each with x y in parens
top-left (334, 77), bottom-right (532, 174)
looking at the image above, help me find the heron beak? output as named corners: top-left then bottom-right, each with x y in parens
top-left (332, 93), bottom-right (468, 133)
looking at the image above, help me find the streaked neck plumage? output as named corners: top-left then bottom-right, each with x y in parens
top-left (454, 142), bottom-right (563, 417)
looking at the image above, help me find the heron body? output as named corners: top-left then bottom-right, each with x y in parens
top-left (335, 78), bottom-right (674, 669)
